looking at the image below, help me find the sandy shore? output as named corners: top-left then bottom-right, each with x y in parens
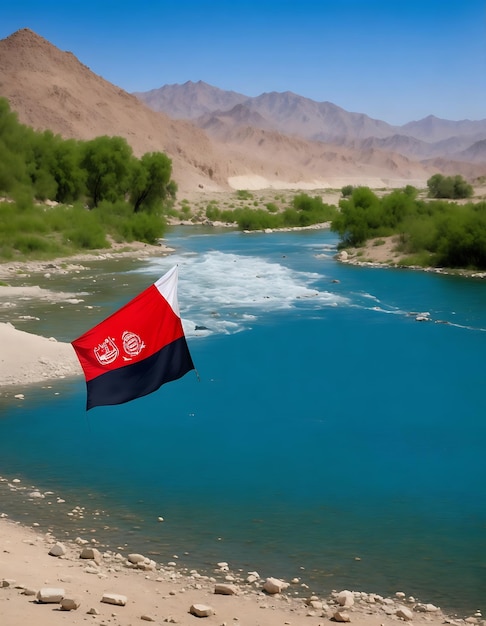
top-left (1, 508), bottom-right (476, 626)
top-left (0, 241), bottom-right (170, 391)
top-left (0, 245), bottom-right (483, 625)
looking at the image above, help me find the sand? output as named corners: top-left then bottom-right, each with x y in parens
top-left (0, 251), bottom-right (483, 626)
top-left (1, 510), bottom-right (474, 626)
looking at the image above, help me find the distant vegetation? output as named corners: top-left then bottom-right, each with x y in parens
top-left (1, 97), bottom-right (484, 271)
top-left (0, 98), bottom-right (176, 260)
top-left (426, 173), bottom-right (473, 199)
top-left (205, 192), bottom-right (337, 230)
top-left (332, 183), bottom-right (486, 270)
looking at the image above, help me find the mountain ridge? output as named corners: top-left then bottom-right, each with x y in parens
top-left (136, 80), bottom-right (486, 162)
top-left (1, 29), bottom-right (484, 193)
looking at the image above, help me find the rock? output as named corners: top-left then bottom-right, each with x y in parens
top-left (75, 537), bottom-right (89, 545)
top-left (36, 587), bottom-right (65, 603)
top-left (415, 312), bottom-right (431, 322)
top-left (127, 553), bottom-right (146, 564)
top-left (48, 542), bottom-right (66, 557)
top-left (101, 593), bottom-right (127, 606)
top-left (337, 590), bottom-right (355, 608)
top-left (87, 607), bottom-right (100, 615)
top-left (309, 600), bottom-right (324, 610)
top-left (262, 577), bottom-right (289, 594)
top-left (1, 579), bottom-right (16, 588)
top-left (333, 610), bottom-right (351, 622)
top-left (79, 547), bottom-right (101, 563)
top-left (214, 583), bottom-right (238, 595)
top-left (60, 596), bottom-right (81, 611)
top-left (190, 603), bottom-right (214, 617)
top-left (337, 250), bottom-right (348, 261)
top-left (415, 603), bottom-right (439, 612)
top-left (396, 606), bottom-right (414, 620)
top-left (136, 558), bottom-right (157, 571)
top-left (22, 588), bottom-right (37, 596)
top-left (141, 615), bottom-right (156, 621)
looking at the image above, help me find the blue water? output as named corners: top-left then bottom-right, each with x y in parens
top-left (0, 227), bottom-right (485, 615)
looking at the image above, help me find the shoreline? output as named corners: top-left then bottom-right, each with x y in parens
top-left (0, 487), bottom-right (479, 626)
top-left (1, 236), bottom-right (484, 624)
top-left (336, 236), bottom-right (486, 279)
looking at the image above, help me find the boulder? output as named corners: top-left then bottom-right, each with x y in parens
top-left (127, 553), bottom-right (146, 564)
top-left (337, 590), bottom-right (355, 608)
top-left (101, 592), bottom-right (127, 606)
top-left (79, 547), bottom-right (101, 563)
top-left (190, 603), bottom-right (214, 617)
top-left (60, 596), bottom-right (81, 611)
top-left (396, 606), bottom-right (414, 621)
top-left (333, 610), bottom-right (351, 622)
top-left (214, 583), bottom-right (238, 595)
top-left (48, 542), bottom-right (66, 557)
top-left (262, 577), bottom-right (289, 594)
top-left (36, 587), bottom-right (65, 603)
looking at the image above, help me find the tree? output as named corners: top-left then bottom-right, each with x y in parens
top-left (81, 136), bottom-right (133, 207)
top-left (129, 152), bottom-right (173, 213)
top-left (51, 137), bottom-right (86, 203)
top-left (427, 173), bottom-right (473, 199)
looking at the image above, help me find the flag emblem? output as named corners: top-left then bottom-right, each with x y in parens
top-left (94, 337), bottom-right (119, 365)
top-left (122, 331), bottom-right (145, 358)
top-left (72, 266), bottom-right (195, 410)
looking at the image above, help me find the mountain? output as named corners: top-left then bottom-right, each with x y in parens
top-left (0, 29), bottom-right (226, 191)
top-left (133, 80), bottom-right (247, 119)
top-left (136, 81), bottom-right (486, 163)
top-left (0, 29), bottom-right (483, 193)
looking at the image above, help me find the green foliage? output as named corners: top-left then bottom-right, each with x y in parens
top-left (81, 136), bottom-right (133, 207)
top-left (0, 98), bottom-right (173, 259)
top-left (331, 185), bottom-right (486, 270)
top-left (427, 173), bottom-right (473, 199)
top-left (341, 184), bottom-right (354, 197)
top-left (236, 189), bottom-right (253, 200)
top-left (97, 200), bottom-right (165, 244)
top-left (204, 193), bottom-right (337, 230)
top-left (129, 151), bottom-right (173, 212)
top-left (333, 187), bottom-right (382, 246)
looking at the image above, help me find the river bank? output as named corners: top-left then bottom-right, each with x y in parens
top-left (1, 230), bottom-right (485, 623)
top-left (0, 501), bottom-right (480, 626)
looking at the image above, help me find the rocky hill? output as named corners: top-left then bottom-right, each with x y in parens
top-left (1, 29), bottom-right (483, 193)
top-left (138, 81), bottom-right (486, 165)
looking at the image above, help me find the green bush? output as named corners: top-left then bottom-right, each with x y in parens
top-left (331, 185), bottom-right (486, 269)
top-left (427, 173), bottom-right (473, 199)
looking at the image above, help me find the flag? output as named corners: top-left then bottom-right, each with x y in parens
top-left (72, 266), bottom-right (195, 410)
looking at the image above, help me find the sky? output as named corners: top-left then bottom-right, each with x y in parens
top-left (1, 0), bottom-right (485, 125)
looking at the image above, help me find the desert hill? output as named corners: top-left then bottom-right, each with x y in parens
top-left (1, 29), bottom-right (483, 193)
top-left (136, 81), bottom-right (486, 157)
top-left (0, 29), bottom-right (225, 191)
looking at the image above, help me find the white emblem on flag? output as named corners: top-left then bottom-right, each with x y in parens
top-left (94, 337), bottom-right (119, 365)
top-left (122, 331), bottom-right (145, 357)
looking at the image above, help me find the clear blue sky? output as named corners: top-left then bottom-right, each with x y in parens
top-left (1, 0), bottom-right (485, 125)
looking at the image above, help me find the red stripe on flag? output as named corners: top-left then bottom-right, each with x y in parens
top-left (72, 278), bottom-right (185, 384)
